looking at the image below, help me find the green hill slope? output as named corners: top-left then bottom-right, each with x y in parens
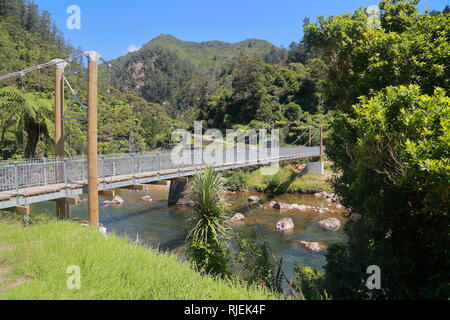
top-left (0, 219), bottom-right (277, 300)
top-left (140, 34), bottom-right (285, 69)
top-left (0, 3), bottom-right (178, 159)
top-left (102, 34), bottom-right (286, 108)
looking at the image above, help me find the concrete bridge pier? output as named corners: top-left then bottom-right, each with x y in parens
top-left (168, 178), bottom-right (192, 206)
top-left (306, 162), bottom-right (324, 175)
top-left (56, 199), bottom-right (71, 220)
top-left (54, 197), bottom-right (79, 220)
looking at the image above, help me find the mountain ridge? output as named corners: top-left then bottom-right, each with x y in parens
top-left (103, 33), bottom-right (287, 107)
top-left (115, 33), bottom-right (286, 70)
top-left (153, 33), bottom-right (280, 47)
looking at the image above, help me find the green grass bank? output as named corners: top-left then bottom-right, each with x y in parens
top-left (225, 164), bottom-right (334, 194)
top-left (0, 217), bottom-right (278, 300)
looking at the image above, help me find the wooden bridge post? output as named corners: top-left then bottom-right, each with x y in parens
top-left (320, 126), bottom-right (324, 162)
top-left (308, 126), bottom-right (312, 147)
top-left (87, 51), bottom-right (100, 228)
top-left (55, 60), bottom-right (68, 219)
top-left (55, 60), bottom-right (66, 159)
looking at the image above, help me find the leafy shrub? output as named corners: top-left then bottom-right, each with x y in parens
top-left (226, 171), bottom-right (250, 191)
top-left (235, 233), bottom-right (281, 292)
top-left (326, 85), bottom-right (450, 299)
top-left (292, 264), bottom-right (328, 300)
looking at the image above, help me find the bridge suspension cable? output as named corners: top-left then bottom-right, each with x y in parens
top-left (289, 127), bottom-right (312, 147)
top-left (0, 52), bottom-right (93, 82)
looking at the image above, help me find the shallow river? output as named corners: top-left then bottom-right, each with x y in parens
top-left (32, 187), bottom-right (347, 283)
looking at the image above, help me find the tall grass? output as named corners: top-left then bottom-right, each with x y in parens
top-left (0, 221), bottom-right (278, 300)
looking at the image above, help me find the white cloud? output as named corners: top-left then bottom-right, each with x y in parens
top-left (127, 44), bottom-right (141, 53)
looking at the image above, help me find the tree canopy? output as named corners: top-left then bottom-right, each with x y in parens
top-left (304, 0), bottom-right (449, 113)
top-left (304, 0), bottom-right (450, 299)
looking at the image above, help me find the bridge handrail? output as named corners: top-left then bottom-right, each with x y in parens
top-left (0, 147), bottom-right (320, 194)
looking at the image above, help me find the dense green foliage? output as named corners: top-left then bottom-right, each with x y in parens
top-left (0, 0), bottom-right (330, 160)
top-left (0, 8), bottom-right (67, 159)
top-left (103, 33), bottom-right (332, 145)
top-left (304, 0), bottom-right (450, 114)
top-left (2, 0), bottom-right (448, 301)
top-left (304, 0), bottom-right (450, 299)
top-left (198, 54), bottom-right (331, 143)
top-left (186, 168), bottom-right (231, 278)
top-left (102, 34), bottom-right (286, 113)
top-left (325, 85), bottom-right (449, 299)
top-left (0, 1), bottom-right (178, 159)
top-left (0, 87), bottom-right (53, 158)
top-left (235, 234), bottom-right (281, 292)
top-left (292, 264), bottom-right (327, 300)
top-left (225, 171), bottom-right (251, 191)
top-left (0, 0), bottom-right (80, 56)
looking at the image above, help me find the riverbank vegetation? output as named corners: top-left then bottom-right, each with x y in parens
top-left (225, 164), bottom-right (333, 194)
top-left (186, 169), bottom-right (305, 298)
top-left (303, 0), bottom-right (450, 299)
top-left (0, 212), bottom-right (277, 300)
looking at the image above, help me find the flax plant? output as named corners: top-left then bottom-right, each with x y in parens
top-left (186, 167), bottom-right (231, 278)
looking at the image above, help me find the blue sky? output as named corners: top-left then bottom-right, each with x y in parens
top-left (35, 0), bottom-right (448, 60)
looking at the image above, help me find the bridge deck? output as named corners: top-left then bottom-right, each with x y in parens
top-left (0, 147), bottom-right (320, 209)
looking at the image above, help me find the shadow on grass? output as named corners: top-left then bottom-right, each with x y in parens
top-left (264, 168), bottom-right (307, 195)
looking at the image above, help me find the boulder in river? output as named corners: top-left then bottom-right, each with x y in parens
top-left (230, 213), bottom-right (245, 223)
top-left (315, 191), bottom-right (342, 203)
top-left (318, 218), bottom-right (342, 231)
top-left (314, 191), bottom-right (327, 198)
top-left (248, 196), bottom-right (260, 203)
top-left (290, 204), bottom-right (311, 211)
top-left (272, 202), bottom-right (291, 211)
top-left (110, 195), bottom-right (125, 205)
top-left (141, 195), bottom-right (153, 202)
top-left (298, 241), bottom-right (328, 253)
top-left (276, 218), bottom-right (294, 231)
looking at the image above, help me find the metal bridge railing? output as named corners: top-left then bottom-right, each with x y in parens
top-left (0, 147), bottom-right (319, 195)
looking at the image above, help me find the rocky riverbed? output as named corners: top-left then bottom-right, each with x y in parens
top-left (32, 188), bottom-right (348, 281)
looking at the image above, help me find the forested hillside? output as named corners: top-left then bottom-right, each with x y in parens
top-left (0, 0), bottom-right (178, 159)
top-left (102, 34), bottom-right (287, 112)
top-left (103, 31), bottom-right (331, 144)
top-left (0, 0), bottom-right (332, 161)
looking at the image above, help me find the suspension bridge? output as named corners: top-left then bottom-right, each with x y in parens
top-left (0, 146), bottom-right (320, 210)
top-left (0, 51), bottom-right (324, 227)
